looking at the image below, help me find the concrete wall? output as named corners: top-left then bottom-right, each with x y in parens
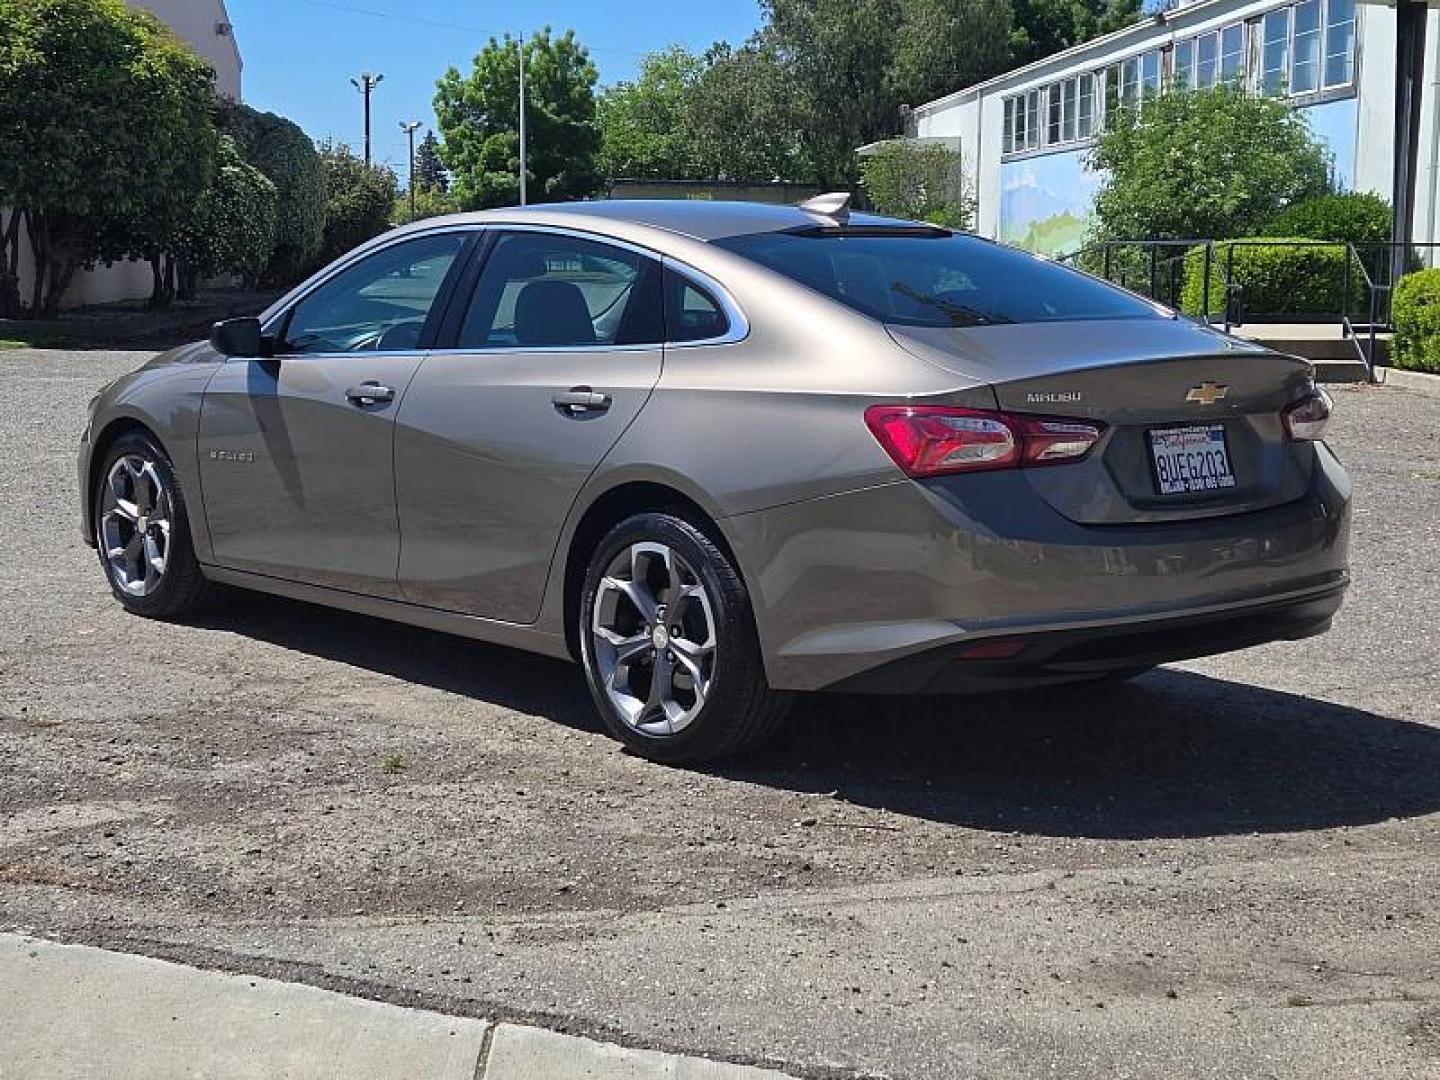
top-left (9, 0), bottom-right (243, 312)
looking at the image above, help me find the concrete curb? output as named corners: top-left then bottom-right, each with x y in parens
top-left (1376, 365), bottom-right (1440, 397)
top-left (0, 934), bottom-right (795, 1080)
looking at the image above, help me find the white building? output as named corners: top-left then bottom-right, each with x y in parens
top-left (904, 0), bottom-right (1428, 256)
top-left (12, 0), bottom-right (243, 309)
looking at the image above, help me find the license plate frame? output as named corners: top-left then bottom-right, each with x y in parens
top-left (1147, 423), bottom-right (1237, 496)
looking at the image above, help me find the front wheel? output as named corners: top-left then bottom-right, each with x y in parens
top-left (93, 431), bottom-right (214, 619)
top-left (579, 512), bottom-right (790, 764)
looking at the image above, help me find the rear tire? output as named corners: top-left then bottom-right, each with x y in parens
top-left (93, 431), bottom-right (215, 619)
top-left (579, 512), bottom-right (790, 764)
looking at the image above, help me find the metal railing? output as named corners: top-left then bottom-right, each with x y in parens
top-left (1058, 239), bottom-right (1440, 383)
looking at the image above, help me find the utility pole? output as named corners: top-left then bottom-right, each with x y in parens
top-left (350, 71), bottom-right (384, 165)
top-left (400, 120), bottom-right (422, 219)
top-left (517, 36), bottom-right (528, 206)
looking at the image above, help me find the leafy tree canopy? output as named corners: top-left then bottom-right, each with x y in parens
top-left (860, 140), bottom-right (974, 229)
top-left (1087, 84), bottom-right (1332, 242)
top-left (315, 141), bottom-right (399, 268)
top-left (175, 133), bottom-right (278, 287)
top-left (596, 46), bottom-right (705, 181)
top-left (435, 28), bottom-right (600, 209)
top-left (1010, 0), bottom-right (1143, 66)
top-left (414, 130), bottom-right (449, 193)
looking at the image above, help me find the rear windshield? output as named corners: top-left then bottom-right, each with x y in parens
top-left (713, 230), bottom-right (1166, 328)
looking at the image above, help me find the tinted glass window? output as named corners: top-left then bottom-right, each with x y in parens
top-left (458, 232), bottom-right (663, 349)
top-left (283, 233), bottom-right (466, 355)
top-left (714, 231), bottom-right (1165, 328)
top-left (664, 269), bottom-right (729, 342)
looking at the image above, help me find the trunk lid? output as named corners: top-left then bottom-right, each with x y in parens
top-left (888, 319), bottom-right (1317, 524)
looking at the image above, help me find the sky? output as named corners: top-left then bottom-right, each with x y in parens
top-left (224, 0), bottom-right (763, 175)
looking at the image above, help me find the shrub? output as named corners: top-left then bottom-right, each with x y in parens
top-left (860, 140), bottom-right (974, 230)
top-left (315, 141), bottom-right (398, 269)
top-left (219, 102), bottom-right (326, 284)
top-left (1262, 192), bottom-right (1392, 246)
top-left (1181, 238), bottom-right (1363, 320)
top-left (175, 134), bottom-right (278, 287)
top-left (1391, 268), bottom-right (1440, 373)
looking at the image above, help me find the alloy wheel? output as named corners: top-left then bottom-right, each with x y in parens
top-left (99, 454), bottom-right (172, 597)
top-left (591, 542), bottom-right (718, 736)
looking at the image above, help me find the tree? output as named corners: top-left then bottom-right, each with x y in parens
top-left (394, 184), bottom-right (457, 226)
top-left (219, 101), bottom-right (326, 284)
top-left (1010, 0), bottom-right (1143, 66)
top-left (596, 46), bottom-right (705, 181)
top-left (761, 0), bottom-right (900, 185)
top-left (0, 0), bottom-right (219, 316)
top-left (688, 39), bottom-right (812, 183)
top-left (414, 130), bottom-right (449, 193)
top-left (890, 0), bottom-right (1014, 109)
top-left (435, 28), bottom-right (600, 209)
top-left (1087, 84), bottom-right (1332, 242)
top-left (174, 134), bottom-right (278, 290)
top-left (315, 141), bottom-right (398, 268)
top-left (860, 140), bottom-right (973, 228)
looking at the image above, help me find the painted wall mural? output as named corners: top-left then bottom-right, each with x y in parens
top-left (998, 96), bottom-right (1360, 255)
top-left (999, 149), bottom-right (1103, 256)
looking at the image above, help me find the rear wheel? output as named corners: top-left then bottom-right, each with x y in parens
top-left (94, 431), bottom-right (214, 619)
top-left (579, 512), bottom-right (789, 764)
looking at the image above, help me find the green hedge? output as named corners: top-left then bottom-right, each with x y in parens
top-left (1391, 268), bottom-right (1440, 373)
top-left (1262, 192), bottom-right (1392, 246)
top-left (1181, 238), bottom-right (1363, 320)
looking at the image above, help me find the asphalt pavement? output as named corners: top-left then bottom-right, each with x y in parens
top-left (1, 348), bottom-right (1438, 1078)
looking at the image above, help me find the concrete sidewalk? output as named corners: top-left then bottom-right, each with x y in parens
top-left (0, 934), bottom-right (792, 1080)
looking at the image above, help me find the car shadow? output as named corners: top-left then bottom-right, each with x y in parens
top-left (194, 590), bottom-right (1440, 840)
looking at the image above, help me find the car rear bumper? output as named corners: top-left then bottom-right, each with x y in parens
top-left (724, 441), bottom-right (1351, 692)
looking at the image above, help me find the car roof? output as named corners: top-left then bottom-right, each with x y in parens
top-left (425, 199), bottom-right (916, 242)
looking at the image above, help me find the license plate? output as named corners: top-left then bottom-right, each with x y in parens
top-left (1148, 424), bottom-right (1236, 495)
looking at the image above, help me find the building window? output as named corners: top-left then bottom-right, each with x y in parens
top-left (1173, 39), bottom-right (1193, 88)
top-left (1141, 50), bottom-right (1161, 97)
top-left (1025, 89), bottom-right (1040, 149)
top-left (1324, 0), bottom-right (1356, 88)
top-left (1077, 74), bottom-right (1095, 138)
top-left (1194, 33), bottom-right (1218, 88)
top-left (1220, 23), bottom-right (1245, 83)
top-left (1047, 84), bottom-right (1062, 143)
top-left (1003, 97), bottom-right (1015, 154)
top-left (1291, 0), bottom-right (1322, 94)
top-left (1262, 9), bottom-right (1291, 95)
top-left (1061, 77), bottom-right (1078, 141)
top-left (1121, 56), bottom-right (1139, 107)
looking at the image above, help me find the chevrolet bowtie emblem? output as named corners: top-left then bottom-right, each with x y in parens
top-left (1186, 381), bottom-right (1229, 405)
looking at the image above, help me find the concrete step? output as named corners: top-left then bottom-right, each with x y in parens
top-left (1229, 323), bottom-right (1382, 383)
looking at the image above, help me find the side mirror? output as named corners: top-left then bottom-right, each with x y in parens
top-left (210, 317), bottom-right (265, 358)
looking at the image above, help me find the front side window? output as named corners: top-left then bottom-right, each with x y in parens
top-left (1324, 0), bottom-right (1356, 88)
top-left (714, 230), bottom-right (1165, 329)
top-left (281, 232), bottom-right (467, 355)
top-left (458, 231), bottom-right (662, 349)
top-left (1262, 9), bottom-right (1291, 94)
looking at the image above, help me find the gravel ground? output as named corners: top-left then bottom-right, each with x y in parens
top-left (2, 348), bottom-right (1438, 1078)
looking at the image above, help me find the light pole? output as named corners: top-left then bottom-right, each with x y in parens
top-left (517, 37), bottom-right (528, 206)
top-left (400, 120), bottom-right (422, 219)
top-left (350, 71), bottom-right (384, 165)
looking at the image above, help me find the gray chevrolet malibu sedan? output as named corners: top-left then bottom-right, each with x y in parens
top-left (79, 198), bottom-right (1350, 763)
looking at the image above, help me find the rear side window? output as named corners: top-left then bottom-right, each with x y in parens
top-left (713, 230), bottom-right (1165, 328)
top-left (458, 231), bottom-right (663, 349)
top-left (664, 268), bottom-right (729, 343)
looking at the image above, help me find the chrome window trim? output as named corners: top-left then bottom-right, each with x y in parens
top-left (259, 220), bottom-right (751, 357)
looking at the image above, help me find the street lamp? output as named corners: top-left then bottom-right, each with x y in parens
top-left (350, 71), bottom-right (384, 165)
top-left (517, 37), bottom-right (527, 206)
top-left (400, 120), bottom-right (422, 219)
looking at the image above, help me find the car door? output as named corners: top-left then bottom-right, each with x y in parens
top-left (394, 228), bottom-right (666, 622)
top-left (198, 230), bottom-right (473, 597)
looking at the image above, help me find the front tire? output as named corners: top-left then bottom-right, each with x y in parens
top-left (579, 512), bottom-right (790, 764)
top-left (93, 431), bottom-right (214, 619)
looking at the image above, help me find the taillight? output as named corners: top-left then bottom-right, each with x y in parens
top-left (865, 405), bottom-right (1105, 478)
top-left (1282, 390), bottom-right (1332, 441)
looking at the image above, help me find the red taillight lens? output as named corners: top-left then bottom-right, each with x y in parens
top-left (1282, 389), bottom-right (1332, 441)
top-left (865, 405), bottom-right (1104, 477)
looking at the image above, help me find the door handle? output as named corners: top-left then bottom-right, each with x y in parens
top-left (346, 382), bottom-right (395, 406)
top-left (552, 387), bottom-right (612, 416)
